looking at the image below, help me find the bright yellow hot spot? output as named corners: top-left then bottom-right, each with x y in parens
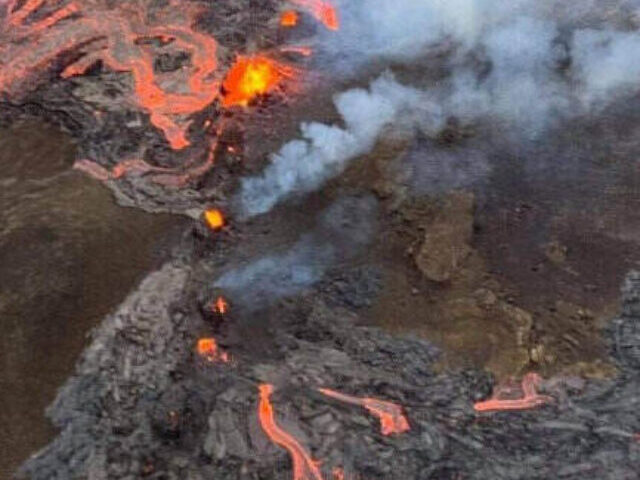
top-left (222, 56), bottom-right (283, 107)
top-left (204, 209), bottom-right (225, 230)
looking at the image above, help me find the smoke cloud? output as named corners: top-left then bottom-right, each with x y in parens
top-left (572, 28), bottom-right (640, 106)
top-left (216, 196), bottom-right (377, 306)
top-left (326, 0), bottom-right (640, 118)
top-left (238, 74), bottom-right (442, 217)
top-left (237, 0), bottom-right (640, 216)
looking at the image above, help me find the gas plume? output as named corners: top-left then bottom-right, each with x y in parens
top-left (238, 74), bottom-right (442, 217)
top-left (240, 0), bottom-right (640, 216)
top-left (326, 0), bottom-right (640, 124)
top-left (216, 196), bottom-right (377, 306)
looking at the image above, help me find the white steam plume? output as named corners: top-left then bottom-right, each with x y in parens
top-left (238, 74), bottom-right (442, 217)
top-left (238, 0), bottom-right (640, 217)
top-left (572, 29), bottom-right (640, 106)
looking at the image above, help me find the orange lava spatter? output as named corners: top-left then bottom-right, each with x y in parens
top-left (281, 10), bottom-right (299, 27)
top-left (204, 209), bottom-right (225, 230)
top-left (222, 55), bottom-right (290, 108)
top-left (2, 0), bottom-right (341, 181)
top-left (258, 384), bottom-right (324, 480)
top-left (213, 296), bottom-right (228, 314)
top-left (473, 373), bottom-right (553, 412)
top-left (197, 337), bottom-right (229, 363)
top-left (290, 0), bottom-right (339, 30)
top-left (1, 0), bottom-right (220, 150)
top-left (318, 388), bottom-right (410, 436)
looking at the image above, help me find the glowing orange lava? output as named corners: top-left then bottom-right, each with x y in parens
top-left (73, 158), bottom-right (112, 181)
top-left (473, 373), bottom-right (553, 412)
top-left (318, 388), bottom-right (410, 436)
top-left (281, 10), bottom-right (299, 27)
top-left (1, 0), bottom-right (220, 150)
top-left (222, 56), bottom-right (289, 108)
top-left (197, 337), bottom-right (229, 363)
top-left (2, 0), bottom-right (341, 185)
top-left (258, 384), bottom-right (324, 480)
top-left (280, 45), bottom-right (314, 57)
top-left (212, 296), bottom-right (228, 314)
top-left (290, 0), bottom-right (339, 30)
top-left (204, 209), bottom-right (225, 230)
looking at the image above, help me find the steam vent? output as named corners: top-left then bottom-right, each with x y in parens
top-left (2, 1), bottom-right (640, 479)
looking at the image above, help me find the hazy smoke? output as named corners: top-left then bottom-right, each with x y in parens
top-left (238, 0), bottom-right (640, 216)
top-left (326, 0), bottom-right (640, 63)
top-left (572, 29), bottom-right (640, 106)
top-left (216, 196), bottom-right (377, 306)
top-left (326, 0), bottom-right (640, 119)
top-left (405, 139), bottom-right (492, 195)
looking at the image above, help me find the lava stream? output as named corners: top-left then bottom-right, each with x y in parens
top-left (2, 0), bottom-right (220, 150)
top-left (473, 373), bottom-right (553, 412)
top-left (258, 384), bottom-right (324, 480)
top-left (318, 388), bottom-right (410, 436)
top-left (290, 0), bottom-right (339, 30)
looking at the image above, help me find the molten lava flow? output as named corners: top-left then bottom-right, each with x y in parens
top-left (281, 10), bottom-right (299, 27)
top-left (318, 388), bottom-right (410, 436)
top-left (212, 296), bottom-right (228, 315)
top-left (222, 55), bottom-right (291, 108)
top-left (258, 384), bottom-right (324, 480)
top-left (197, 337), bottom-right (229, 363)
top-left (73, 158), bottom-right (112, 181)
top-left (74, 151), bottom-right (215, 187)
top-left (204, 209), bottom-right (225, 230)
top-left (1, 0), bottom-right (220, 150)
top-left (280, 45), bottom-right (314, 57)
top-left (473, 373), bottom-right (553, 412)
top-left (290, 0), bottom-right (339, 30)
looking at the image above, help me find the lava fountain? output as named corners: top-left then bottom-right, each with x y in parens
top-left (221, 55), bottom-right (294, 108)
top-left (1, 0), bottom-right (222, 150)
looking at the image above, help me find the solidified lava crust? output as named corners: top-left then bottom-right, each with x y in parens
top-left (18, 228), bottom-right (640, 480)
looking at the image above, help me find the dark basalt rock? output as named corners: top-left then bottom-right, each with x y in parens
top-left (19, 231), bottom-right (640, 480)
top-left (609, 271), bottom-right (640, 370)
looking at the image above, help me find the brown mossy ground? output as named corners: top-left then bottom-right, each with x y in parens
top-left (331, 129), bottom-right (630, 380)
